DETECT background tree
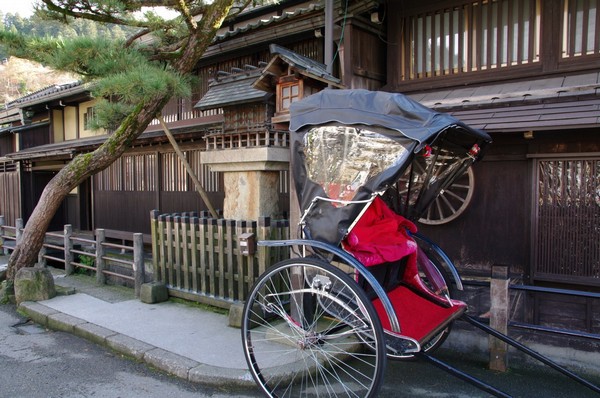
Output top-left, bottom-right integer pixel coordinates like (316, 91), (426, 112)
(0, 0), (257, 281)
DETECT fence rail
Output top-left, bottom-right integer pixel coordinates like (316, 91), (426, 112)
(481, 264), (600, 371)
(0, 215), (146, 297)
(151, 210), (290, 309)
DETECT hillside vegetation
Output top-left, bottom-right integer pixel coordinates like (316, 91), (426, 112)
(0, 10), (135, 105)
(0, 57), (78, 105)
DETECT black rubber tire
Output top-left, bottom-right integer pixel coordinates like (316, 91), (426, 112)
(242, 257), (387, 398)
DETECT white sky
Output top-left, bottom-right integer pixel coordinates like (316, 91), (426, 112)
(0, 0), (36, 18)
(0, 0), (178, 20)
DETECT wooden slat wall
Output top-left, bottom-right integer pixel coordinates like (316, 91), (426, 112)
(0, 167), (20, 226)
(93, 148), (228, 234)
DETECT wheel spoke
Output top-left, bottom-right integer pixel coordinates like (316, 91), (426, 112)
(242, 259), (386, 397)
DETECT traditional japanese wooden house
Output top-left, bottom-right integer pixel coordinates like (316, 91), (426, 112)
(0, 0), (597, 354)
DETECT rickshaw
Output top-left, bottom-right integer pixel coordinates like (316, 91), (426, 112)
(240, 89), (600, 398)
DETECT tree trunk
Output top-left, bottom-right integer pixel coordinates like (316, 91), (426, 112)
(6, 0), (236, 280)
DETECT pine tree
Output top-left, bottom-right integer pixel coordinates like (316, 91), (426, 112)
(0, 0), (257, 280)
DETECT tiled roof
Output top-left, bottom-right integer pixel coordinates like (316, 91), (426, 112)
(409, 72), (600, 132)
(194, 68), (272, 110)
(268, 43), (341, 85)
(214, 3), (322, 42)
(7, 81), (85, 108)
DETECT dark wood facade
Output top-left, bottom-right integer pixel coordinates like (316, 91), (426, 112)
(386, 0), (600, 91)
(1, 0), (597, 338)
(384, 0), (600, 290)
(92, 145), (225, 234)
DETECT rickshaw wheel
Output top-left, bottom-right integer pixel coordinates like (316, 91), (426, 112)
(242, 257), (387, 398)
(419, 166), (475, 225)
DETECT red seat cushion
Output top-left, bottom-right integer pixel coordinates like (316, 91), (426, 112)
(372, 285), (467, 344)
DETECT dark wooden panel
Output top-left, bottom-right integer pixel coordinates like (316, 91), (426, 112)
(0, 134), (14, 156)
(93, 191), (156, 234)
(346, 22), (386, 90)
(419, 152), (530, 276)
(159, 191), (224, 217)
(535, 293), (595, 333)
(18, 124), (52, 150)
(22, 171), (67, 231)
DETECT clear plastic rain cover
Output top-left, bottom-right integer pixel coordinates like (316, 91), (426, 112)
(303, 125), (412, 205)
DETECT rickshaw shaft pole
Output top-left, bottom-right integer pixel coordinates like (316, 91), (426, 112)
(463, 315), (600, 394)
(416, 352), (511, 398)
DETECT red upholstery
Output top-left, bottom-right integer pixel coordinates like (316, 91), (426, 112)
(372, 286), (466, 343)
(344, 196), (467, 344)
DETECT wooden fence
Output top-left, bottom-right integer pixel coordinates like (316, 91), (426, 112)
(0, 216), (146, 297)
(150, 210), (290, 309)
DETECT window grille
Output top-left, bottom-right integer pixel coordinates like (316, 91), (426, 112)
(562, 0), (599, 58)
(161, 150), (220, 193)
(404, 0), (540, 79)
(95, 153), (156, 191)
(83, 107), (96, 131)
(533, 157), (600, 286)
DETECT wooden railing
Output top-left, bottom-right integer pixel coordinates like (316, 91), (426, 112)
(0, 216), (147, 297)
(150, 210), (290, 309)
(205, 128), (289, 150)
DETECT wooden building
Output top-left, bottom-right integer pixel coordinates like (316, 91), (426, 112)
(0, 0), (597, 343)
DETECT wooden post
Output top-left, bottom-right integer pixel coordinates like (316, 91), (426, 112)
(190, 217), (200, 293)
(15, 218), (23, 245)
(173, 216), (182, 289)
(64, 224), (73, 275)
(258, 217), (270, 277)
(181, 216), (190, 291)
(158, 215), (167, 283)
(37, 246), (47, 268)
(96, 229), (106, 285)
(150, 210), (159, 283)
(225, 219), (235, 300)
(0, 215), (5, 254)
(490, 264), (510, 372)
(133, 233), (144, 298)
(166, 215), (174, 287)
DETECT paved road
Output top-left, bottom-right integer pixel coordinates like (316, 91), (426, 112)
(0, 303), (258, 398)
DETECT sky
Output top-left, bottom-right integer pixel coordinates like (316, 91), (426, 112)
(0, 0), (36, 18)
(0, 0), (178, 20)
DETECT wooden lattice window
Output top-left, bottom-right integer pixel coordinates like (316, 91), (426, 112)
(533, 157), (600, 286)
(161, 150), (219, 193)
(561, 0), (600, 58)
(95, 153), (156, 192)
(404, 0), (541, 79)
(83, 106), (96, 131)
(276, 77), (302, 115)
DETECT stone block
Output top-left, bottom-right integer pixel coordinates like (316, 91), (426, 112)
(228, 302), (245, 328)
(140, 281), (169, 304)
(17, 301), (58, 326)
(106, 334), (154, 360)
(143, 348), (200, 379)
(228, 302), (261, 329)
(14, 267), (56, 305)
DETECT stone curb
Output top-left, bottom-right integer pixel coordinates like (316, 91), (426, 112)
(17, 301), (256, 388)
